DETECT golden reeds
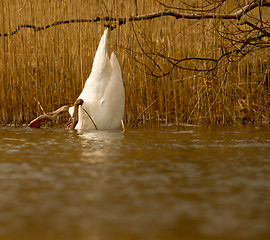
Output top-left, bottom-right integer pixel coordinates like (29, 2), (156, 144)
(0, 0), (269, 127)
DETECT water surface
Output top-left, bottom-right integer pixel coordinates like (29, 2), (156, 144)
(0, 126), (270, 240)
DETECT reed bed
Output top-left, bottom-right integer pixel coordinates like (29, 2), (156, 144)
(0, 0), (269, 127)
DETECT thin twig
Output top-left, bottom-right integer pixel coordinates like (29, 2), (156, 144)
(132, 99), (157, 128)
(83, 108), (98, 130)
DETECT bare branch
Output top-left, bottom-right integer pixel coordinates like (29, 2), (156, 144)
(155, 0), (226, 12)
(1, 0), (270, 37)
(240, 20), (270, 37)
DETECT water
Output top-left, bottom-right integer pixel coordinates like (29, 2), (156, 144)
(0, 126), (270, 240)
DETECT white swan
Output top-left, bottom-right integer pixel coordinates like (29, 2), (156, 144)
(68, 29), (125, 130)
(28, 29), (124, 130)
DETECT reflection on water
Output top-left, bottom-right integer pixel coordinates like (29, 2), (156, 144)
(78, 130), (124, 163)
(0, 126), (270, 240)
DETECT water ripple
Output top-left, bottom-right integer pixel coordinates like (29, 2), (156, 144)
(0, 126), (269, 239)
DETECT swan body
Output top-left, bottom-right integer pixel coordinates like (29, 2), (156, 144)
(69, 29), (125, 130)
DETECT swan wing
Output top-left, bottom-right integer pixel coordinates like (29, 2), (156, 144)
(99, 52), (125, 128)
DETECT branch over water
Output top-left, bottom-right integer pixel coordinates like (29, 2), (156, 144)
(1, 0), (270, 37)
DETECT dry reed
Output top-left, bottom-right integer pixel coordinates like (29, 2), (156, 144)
(0, 0), (269, 127)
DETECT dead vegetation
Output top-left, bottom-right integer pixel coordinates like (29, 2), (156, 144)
(0, 0), (269, 127)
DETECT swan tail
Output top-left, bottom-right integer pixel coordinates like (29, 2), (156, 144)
(91, 28), (109, 75)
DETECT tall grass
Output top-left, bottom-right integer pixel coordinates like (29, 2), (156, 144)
(0, 0), (269, 127)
